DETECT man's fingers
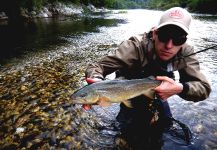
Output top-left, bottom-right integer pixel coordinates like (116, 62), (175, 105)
(156, 76), (175, 85)
(86, 78), (96, 84)
(86, 78), (102, 84)
(82, 104), (92, 110)
(156, 76), (170, 81)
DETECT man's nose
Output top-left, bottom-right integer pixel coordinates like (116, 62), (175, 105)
(165, 39), (174, 49)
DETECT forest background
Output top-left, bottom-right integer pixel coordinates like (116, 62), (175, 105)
(17, 0), (217, 14)
(0, 0), (216, 24)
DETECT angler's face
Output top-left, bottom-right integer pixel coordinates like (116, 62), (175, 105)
(153, 25), (187, 61)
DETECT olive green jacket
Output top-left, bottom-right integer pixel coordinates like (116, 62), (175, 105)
(85, 32), (211, 102)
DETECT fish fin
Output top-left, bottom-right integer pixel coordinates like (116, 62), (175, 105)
(143, 89), (156, 100)
(98, 96), (112, 107)
(147, 75), (155, 80)
(122, 100), (133, 108)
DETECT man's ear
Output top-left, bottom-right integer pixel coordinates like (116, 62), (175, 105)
(152, 27), (158, 41)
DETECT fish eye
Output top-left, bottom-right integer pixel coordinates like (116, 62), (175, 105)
(80, 93), (87, 98)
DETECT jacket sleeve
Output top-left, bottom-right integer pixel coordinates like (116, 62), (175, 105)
(85, 36), (142, 79)
(178, 45), (211, 102)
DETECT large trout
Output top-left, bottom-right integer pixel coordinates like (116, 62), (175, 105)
(71, 77), (161, 108)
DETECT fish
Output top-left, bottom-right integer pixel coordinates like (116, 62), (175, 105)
(71, 77), (161, 108)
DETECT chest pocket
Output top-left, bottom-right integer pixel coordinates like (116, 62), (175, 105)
(141, 60), (175, 79)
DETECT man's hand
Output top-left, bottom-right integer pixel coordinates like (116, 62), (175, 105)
(154, 76), (183, 100)
(82, 77), (103, 110)
(86, 78), (103, 84)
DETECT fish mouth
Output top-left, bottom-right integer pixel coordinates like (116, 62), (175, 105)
(72, 99), (96, 105)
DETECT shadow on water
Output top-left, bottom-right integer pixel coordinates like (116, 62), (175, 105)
(0, 15), (125, 65)
(192, 13), (217, 22)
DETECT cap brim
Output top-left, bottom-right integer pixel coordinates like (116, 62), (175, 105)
(157, 22), (189, 34)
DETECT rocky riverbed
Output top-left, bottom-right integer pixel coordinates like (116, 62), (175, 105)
(0, 39), (119, 149)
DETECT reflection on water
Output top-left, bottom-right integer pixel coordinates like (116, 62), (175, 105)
(0, 9), (217, 149)
(0, 15), (125, 64)
(193, 14), (217, 21)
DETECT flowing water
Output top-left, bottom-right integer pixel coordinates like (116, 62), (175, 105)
(0, 9), (217, 149)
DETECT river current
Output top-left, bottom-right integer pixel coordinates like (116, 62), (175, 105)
(0, 9), (217, 149)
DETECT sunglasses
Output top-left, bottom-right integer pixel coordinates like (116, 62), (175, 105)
(157, 30), (187, 46)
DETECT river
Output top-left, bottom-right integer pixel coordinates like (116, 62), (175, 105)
(0, 9), (217, 150)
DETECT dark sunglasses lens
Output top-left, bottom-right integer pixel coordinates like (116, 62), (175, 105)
(173, 37), (187, 45)
(157, 30), (187, 46)
(158, 32), (169, 43)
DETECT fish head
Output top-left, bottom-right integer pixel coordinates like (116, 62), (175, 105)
(71, 89), (99, 105)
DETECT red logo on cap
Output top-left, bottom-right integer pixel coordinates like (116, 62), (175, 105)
(169, 10), (183, 19)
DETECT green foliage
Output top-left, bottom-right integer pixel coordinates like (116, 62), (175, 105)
(19, 0), (48, 11)
(103, 0), (146, 9)
(188, 0), (217, 13)
(148, 0), (179, 10)
(178, 0), (188, 7)
(13, 0), (217, 14)
(147, 0), (217, 13)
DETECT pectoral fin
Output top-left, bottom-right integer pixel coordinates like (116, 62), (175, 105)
(122, 100), (133, 108)
(98, 96), (112, 107)
(143, 90), (156, 100)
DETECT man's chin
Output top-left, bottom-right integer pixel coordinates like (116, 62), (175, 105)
(159, 56), (171, 61)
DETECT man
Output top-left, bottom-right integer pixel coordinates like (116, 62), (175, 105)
(85, 7), (211, 149)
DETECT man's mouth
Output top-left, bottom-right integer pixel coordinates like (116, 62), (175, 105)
(161, 50), (172, 56)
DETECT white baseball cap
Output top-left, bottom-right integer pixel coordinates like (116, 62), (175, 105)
(157, 7), (192, 34)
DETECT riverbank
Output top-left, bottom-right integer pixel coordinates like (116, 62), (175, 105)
(0, 2), (110, 22)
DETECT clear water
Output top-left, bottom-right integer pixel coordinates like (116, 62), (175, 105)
(0, 9), (217, 149)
